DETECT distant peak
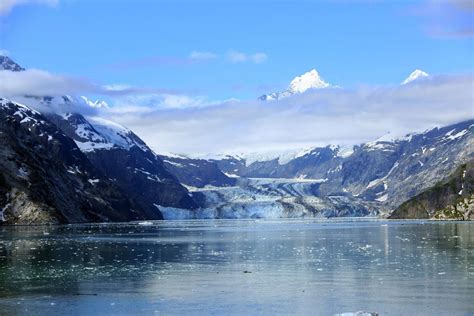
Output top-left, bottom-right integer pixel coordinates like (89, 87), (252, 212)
(259, 68), (332, 101)
(0, 55), (25, 72)
(288, 69), (330, 93)
(401, 69), (429, 85)
(80, 96), (109, 108)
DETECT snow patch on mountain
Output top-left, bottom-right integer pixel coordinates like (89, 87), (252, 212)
(84, 116), (149, 152)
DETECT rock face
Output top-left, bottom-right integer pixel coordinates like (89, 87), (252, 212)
(0, 55), (24, 71)
(389, 161), (474, 220)
(45, 112), (198, 214)
(0, 98), (158, 224)
(159, 155), (236, 188)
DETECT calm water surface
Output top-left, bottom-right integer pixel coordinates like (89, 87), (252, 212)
(0, 219), (473, 315)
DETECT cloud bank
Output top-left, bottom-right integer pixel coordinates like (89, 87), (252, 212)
(3, 67), (471, 157)
(101, 74), (473, 156)
(0, 69), (181, 97)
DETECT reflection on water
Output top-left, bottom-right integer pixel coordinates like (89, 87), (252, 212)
(0, 219), (473, 315)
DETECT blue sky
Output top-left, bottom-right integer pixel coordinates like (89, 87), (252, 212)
(1, 0), (473, 100)
(0, 0), (472, 155)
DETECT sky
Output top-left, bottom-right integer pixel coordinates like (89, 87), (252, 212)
(0, 0), (473, 155)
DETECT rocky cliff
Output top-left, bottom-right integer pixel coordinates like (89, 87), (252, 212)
(389, 161), (473, 220)
(0, 98), (159, 224)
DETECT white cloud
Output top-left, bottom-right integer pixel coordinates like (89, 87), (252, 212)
(227, 50), (268, 64)
(0, 69), (180, 97)
(188, 51), (218, 61)
(102, 74), (473, 156)
(0, 49), (10, 56)
(0, 0), (58, 16)
(250, 52), (268, 64)
(110, 93), (212, 110)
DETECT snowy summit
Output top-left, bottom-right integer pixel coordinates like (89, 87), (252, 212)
(288, 69), (330, 93)
(401, 69), (429, 85)
(259, 69), (332, 101)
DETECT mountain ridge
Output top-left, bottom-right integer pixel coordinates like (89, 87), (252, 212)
(0, 56), (472, 222)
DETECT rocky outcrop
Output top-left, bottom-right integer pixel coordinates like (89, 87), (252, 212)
(389, 161), (473, 220)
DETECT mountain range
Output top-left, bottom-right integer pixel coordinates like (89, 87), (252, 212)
(0, 55), (472, 223)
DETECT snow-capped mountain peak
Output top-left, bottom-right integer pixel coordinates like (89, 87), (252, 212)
(54, 113), (150, 153)
(259, 68), (332, 101)
(80, 96), (109, 108)
(288, 69), (330, 94)
(0, 55), (25, 72)
(401, 69), (429, 85)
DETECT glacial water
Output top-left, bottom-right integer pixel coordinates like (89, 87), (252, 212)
(0, 219), (473, 315)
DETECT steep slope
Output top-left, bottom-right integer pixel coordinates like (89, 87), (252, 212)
(0, 98), (158, 224)
(389, 161), (473, 220)
(159, 155), (236, 188)
(45, 112), (198, 213)
(0, 55), (24, 71)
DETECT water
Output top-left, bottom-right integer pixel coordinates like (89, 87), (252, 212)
(0, 219), (473, 315)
